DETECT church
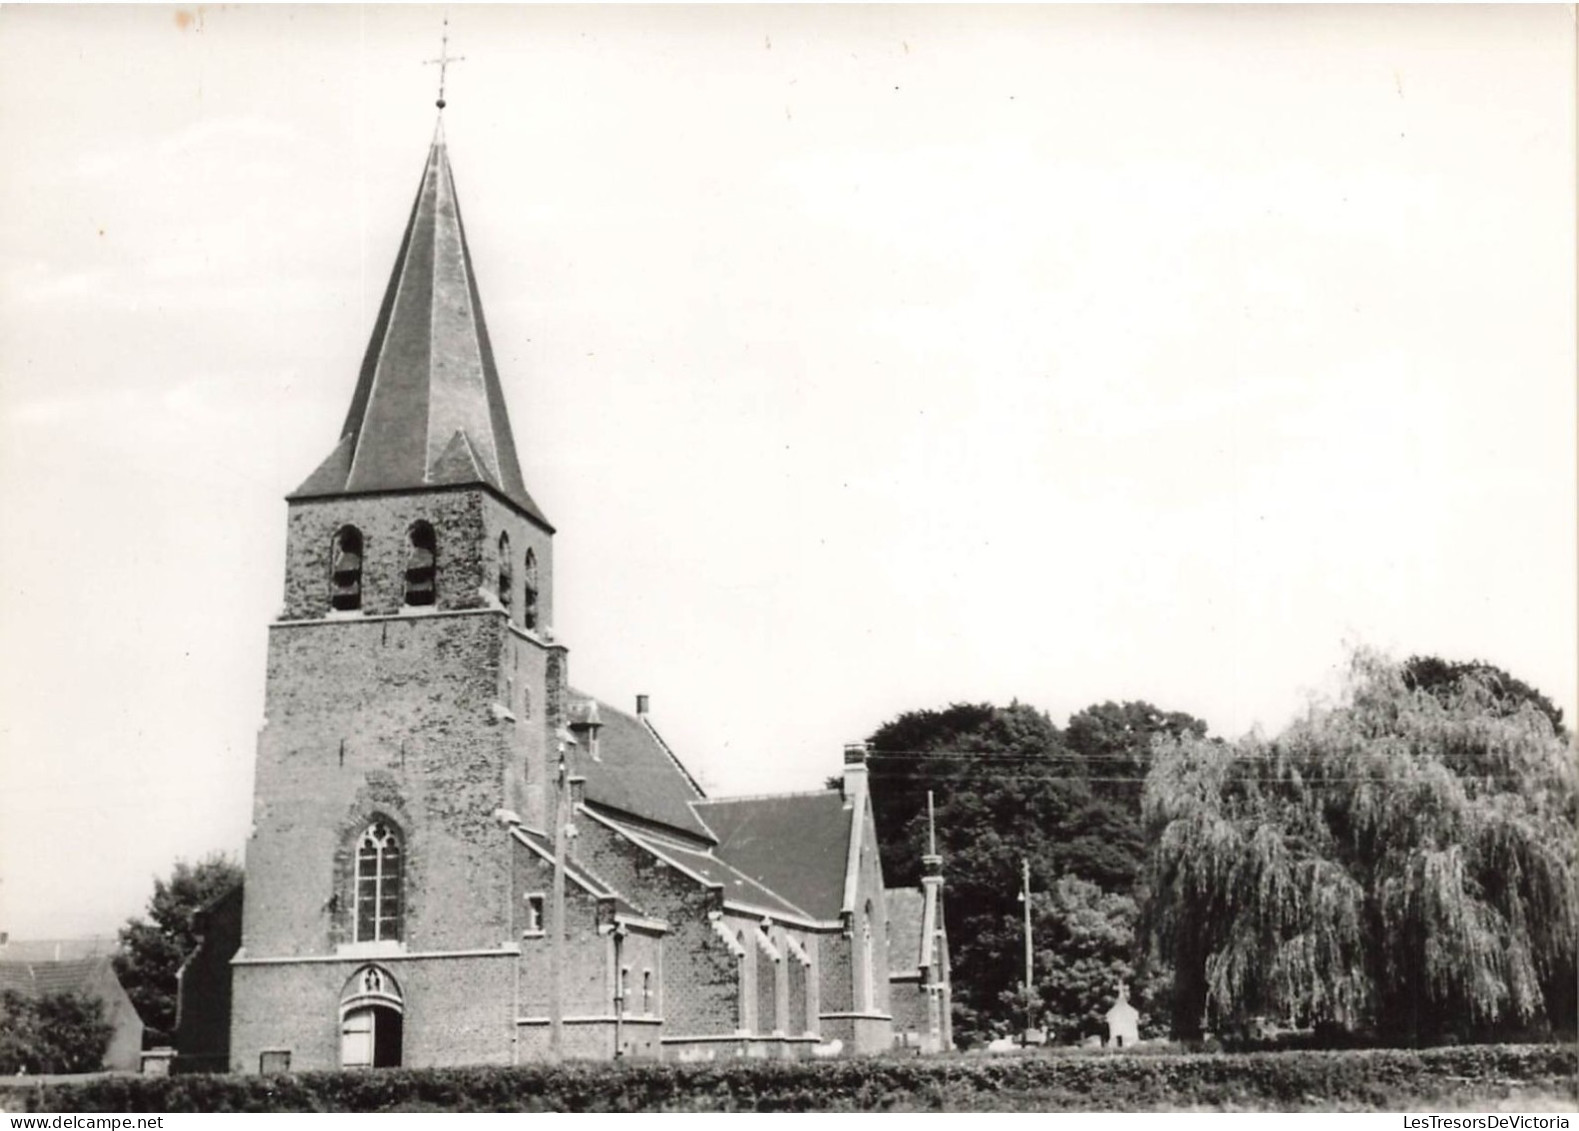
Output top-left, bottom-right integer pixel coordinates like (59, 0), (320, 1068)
(178, 112), (951, 1071)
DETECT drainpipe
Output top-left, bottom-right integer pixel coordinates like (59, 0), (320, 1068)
(613, 925), (628, 1058)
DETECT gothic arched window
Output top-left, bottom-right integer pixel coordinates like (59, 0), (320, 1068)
(497, 533), (513, 612)
(404, 522), (437, 607)
(862, 901), (875, 1011)
(330, 526), (364, 612)
(354, 821), (403, 943)
(522, 549), (539, 630)
(736, 931), (749, 1032)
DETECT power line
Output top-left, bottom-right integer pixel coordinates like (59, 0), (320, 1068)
(863, 748), (1571, 761)
(867, 776), (1570, 784)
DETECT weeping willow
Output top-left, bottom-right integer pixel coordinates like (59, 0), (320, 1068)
(1143, 649), (1578, 1040)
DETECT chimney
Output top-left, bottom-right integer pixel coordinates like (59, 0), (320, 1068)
(841, 742), (869, 806)
(636, 694), (649, 717)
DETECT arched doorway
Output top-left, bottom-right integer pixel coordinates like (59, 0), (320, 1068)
(340, 965), (403, 1068)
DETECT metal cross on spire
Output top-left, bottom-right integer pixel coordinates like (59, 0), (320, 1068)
(424, 17), (466, 111)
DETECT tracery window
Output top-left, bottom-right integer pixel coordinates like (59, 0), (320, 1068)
(354, 821), (403, 943)
(404, 521), (437, 607)
(330, 526), (364, 611)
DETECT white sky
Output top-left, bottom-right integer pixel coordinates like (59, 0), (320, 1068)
(0, 5), (1574, 939)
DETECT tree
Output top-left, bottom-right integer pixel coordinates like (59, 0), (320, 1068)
(115, 854), (243, 1042)
(1403, 655), (1567, 739)
(1025, 875), (1140, 1042)
(861, 699), (1208, 1043)
(1065, 700), (1210, 806)
(862, 702), (1094, 1041)
(1144, 649), (1578, 1042)
(0, 989), (113, 1074)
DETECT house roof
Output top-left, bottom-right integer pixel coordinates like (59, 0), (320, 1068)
(291, 121), (549, 528)
(886, 887), (926, 979)
(693, 790), (853, 921)
(0, 956), (116, 1000)
(573, 692), (715, 844)
(0, 937), (118, 963)
(599, 816), (818, 924)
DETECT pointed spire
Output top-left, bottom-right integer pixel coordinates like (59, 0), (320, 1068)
(292, 132), (551, 529)
(922, 788), (943, 879)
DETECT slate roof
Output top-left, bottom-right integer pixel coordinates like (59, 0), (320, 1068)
(693, 791), (853, 921)
(604, 820), (818, 924)
(0, 956), (116, 1000)
(572, 692), (715, 845)
(886, 887), (926, 979)
(291, 121), (550, 528)
(0, 938), (118, 963)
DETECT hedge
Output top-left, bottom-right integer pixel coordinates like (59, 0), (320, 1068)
(8, 1043), (1575, 1113)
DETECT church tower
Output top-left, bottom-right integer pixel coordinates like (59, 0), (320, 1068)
(230, 121), (566, 1071)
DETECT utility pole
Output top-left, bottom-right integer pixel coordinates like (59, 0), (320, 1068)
(1020, 857), (1034, 1045)
(548, 729), (573, 1063)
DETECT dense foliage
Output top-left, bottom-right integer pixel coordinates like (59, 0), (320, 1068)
(12, 1043), (1572, 1112)
(1029, 876), (1141, 1040)
(864, 700), (1207, 1043)
(1403, 655), (1567, 739)
(115, 855), (243, 1042)
(1145, 650), (1578, 1042)
(0, 990), (113, 1075)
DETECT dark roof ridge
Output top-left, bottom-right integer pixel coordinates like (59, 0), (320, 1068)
(696, 789), (842, 806)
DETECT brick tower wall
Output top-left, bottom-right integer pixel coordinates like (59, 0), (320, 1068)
(242, 608), (524, 958)
(230, 954), (517, 1073)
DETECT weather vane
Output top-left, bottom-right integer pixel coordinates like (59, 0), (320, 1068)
(424, 17), (465, 111)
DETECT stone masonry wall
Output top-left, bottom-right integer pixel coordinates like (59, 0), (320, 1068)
(819, 930), (853, 1015)
(244, 611), (521, 957)
(890, 979), (929, 1046)
(572, 817), (741, 1041)
(230, 954), (515, 1073)
(511, 843), (610, 1019)
(281, 490), (552, 628)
